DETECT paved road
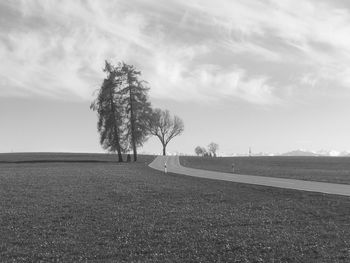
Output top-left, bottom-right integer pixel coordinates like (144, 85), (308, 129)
(149, 155), (350, 197)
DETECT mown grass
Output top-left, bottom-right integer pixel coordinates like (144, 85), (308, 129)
(1, 153), (350, 262)
(180, 156), (350, 185)
(0, 152), (128, 163)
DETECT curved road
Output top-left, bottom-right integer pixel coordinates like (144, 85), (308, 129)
(149, 156), (350, 197)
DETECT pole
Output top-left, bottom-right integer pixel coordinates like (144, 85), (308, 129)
(232, 163), (235, 173)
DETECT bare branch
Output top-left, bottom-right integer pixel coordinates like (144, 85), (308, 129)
(146, 108), (184, 155)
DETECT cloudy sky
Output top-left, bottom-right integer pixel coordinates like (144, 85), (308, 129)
(1, 0), (350, 155)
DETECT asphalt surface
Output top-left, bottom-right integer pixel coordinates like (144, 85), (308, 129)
(149, 155), (350, 197)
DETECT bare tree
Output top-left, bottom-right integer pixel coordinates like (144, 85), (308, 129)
(208, 142), (219, 157)
(147, 109), (184, 156)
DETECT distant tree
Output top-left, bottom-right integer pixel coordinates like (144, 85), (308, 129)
(195, 146), (208, 156)
(119, 62), (152, 161)
(147, 109), (184, 156)
(90, 61), (124, 162)
(208, 142), (219, 157)
(202, 148), (208, 156)
(195, 146), (204, 156)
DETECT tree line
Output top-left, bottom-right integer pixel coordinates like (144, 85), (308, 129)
(91, 61), (184, 162)
(195, 142), (219, 157)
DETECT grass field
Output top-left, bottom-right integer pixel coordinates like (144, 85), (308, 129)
(180, 156), (350, 185)
(0, 152), (129, 163)
(1, 153), (350, 262)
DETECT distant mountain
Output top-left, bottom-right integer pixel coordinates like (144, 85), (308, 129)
(340, 151), (350, 157)
(281, 150), (319, 157)
(281, 149), (350, 157)
(219, 150), (350, 157)
(316, 150), (341, 157)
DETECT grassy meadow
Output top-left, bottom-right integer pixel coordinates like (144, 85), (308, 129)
(180, 156), (350, 185)
(1, 153), (350, 262)
(0, 152), (132, 163)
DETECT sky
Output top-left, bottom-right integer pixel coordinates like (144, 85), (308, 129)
(1, 0), (350, 155)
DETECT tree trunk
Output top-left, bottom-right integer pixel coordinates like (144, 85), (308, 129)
(133, 145), (137, 161)
(109, 87), (123, 163)
(117, 151), (123, 162)
(162, 145), (166, 156)
(128, 78), (137, 162)
(114, 128), (123, 162)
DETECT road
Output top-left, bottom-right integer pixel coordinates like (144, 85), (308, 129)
(149, 155), (350, 197)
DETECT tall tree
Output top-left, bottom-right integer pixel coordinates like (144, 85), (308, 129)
(119, 62), (152, 161)
(147, 109), (184, 156)
(90, 61), (124, 162)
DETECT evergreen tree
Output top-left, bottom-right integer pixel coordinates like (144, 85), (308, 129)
(119, 62), (152, 161)
(90, 61), (124, 162)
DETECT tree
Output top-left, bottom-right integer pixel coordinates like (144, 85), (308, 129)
(91, 61), (153, 162)
(147, 109), (184, 156)
(195, 146), (207, 156)
(90, 61), (124, 162)
(195, 146), (204, 156)
(208, 142), (219, 157)
(119, 62), (152, 161)
(202, 148), (208, 156)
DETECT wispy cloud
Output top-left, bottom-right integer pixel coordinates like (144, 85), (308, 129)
(1, 0), (350, 104)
